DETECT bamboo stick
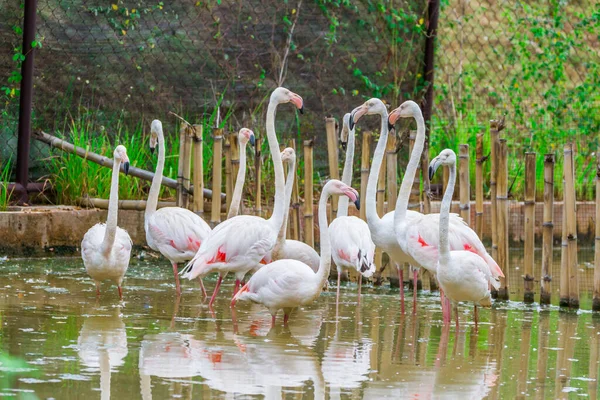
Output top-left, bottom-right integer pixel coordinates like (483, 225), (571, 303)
(475, 133), (484, 237)
(211, 130), (223, 227)
(303, 139), (314, 248)
(540, 153), (554, 305)
(255, 136), (262, 218)
(224, 135), (232, 213)
(176, 125), (187, 207)
(560, 186), (569, 307)
(78, 197), (222, 212)
(289, 139), (300, 241)
(408, 130), (420, 212)
(564, 143), (579, 308)
(326, 117), (340, 220)
(421, 136), (431, 215)
(459, 144), (471, 226)
(182, 126), (193, 209)
(496, 138), (509, 300)
(386, 133), (397, 213)
(524, 152), (536, 303)
(192, 125), (204, 215)
(360, 132), (371, 221)
(33, 130), (221, 199)
(490, 120), (503, 274)
(594, 153), (600, 311)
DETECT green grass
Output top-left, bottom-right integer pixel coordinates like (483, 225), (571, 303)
(0, 157), (13, 211)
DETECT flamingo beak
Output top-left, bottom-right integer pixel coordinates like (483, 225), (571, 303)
(291, 93), (304, 114)
(388, 108), (400, 131)
(354, 197), (361, 211)
(343, 188), (360, 210)
(150, 146), (155, 155)
(123, 161), (130, 175)
(429, 158), (441, 181)
(349, 104), (368, 130)
(249, 134), (255, 147)
(341, 141), (347, 151)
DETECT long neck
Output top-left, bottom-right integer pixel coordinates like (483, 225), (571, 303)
(266, 100), (286, 230)
(337, 127), (355, 217)
(227, 141), (248, 219)
(315, 188), (332, 289)
(101, 157), (121, 255)
(366, 111), (388, 229)
(145, 133), (165, 223)
(277, 157), (296, 245)
(439, 163), (456, 262)
(394, 111), (426, 227)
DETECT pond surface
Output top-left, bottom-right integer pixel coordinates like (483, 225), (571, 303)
(0, 255), (599, 399)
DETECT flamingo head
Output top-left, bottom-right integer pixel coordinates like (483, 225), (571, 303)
(349, 98), (387, 130)
(271, 87), (304, 114)
(280, 147), (296, 165)
(114, 145), (130, 175)
(340, 113), (352, 151)
(429, 149), (457, 180)
(238, 128), (255, 147)
(150, 119), (163, 154)
(326, 179), (360, 210)
(388, 100), (420, 130)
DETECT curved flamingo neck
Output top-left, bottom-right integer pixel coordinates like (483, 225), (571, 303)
(145, 130), (165, 225)
(394, 110), (425, 228)
(337, 126), (355, 217)
(365, 110), (389, 230)
(276, 156), (296, 250)
(227, 140), (248, 219)
(315, 185), (333, 288)
(266, 99), (286, 231)
(101, 156), (122, 255)
(439, 163), (456, 263)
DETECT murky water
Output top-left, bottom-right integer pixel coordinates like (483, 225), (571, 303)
(1, 255), (599, 399)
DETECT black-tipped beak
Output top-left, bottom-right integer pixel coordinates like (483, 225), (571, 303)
(150, 147), (155, 155)
(349, 114), (355, 131)
(299, 105), (304, 115)
(341, 141), (347, 151)
(249, 135), (255, 146)
(428, 165), (434, 181)
(124, 162), (130, 176)
(388, 121), (395, 132)
(354, 197), (360, 210)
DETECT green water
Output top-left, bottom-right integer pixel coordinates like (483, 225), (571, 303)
(0, 256), (599, 399)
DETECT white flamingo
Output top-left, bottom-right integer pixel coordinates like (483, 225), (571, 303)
(145, 120), (211, 296)
(271, 147), (320, 272)
(329, 113), (375, 305)
(227, 128), (255, 218)
(231, 179), (360, 327)
(387, 101), (502, 319)
(81, 145), (132, 300)
(429, 149), (499, 328)
(182, 87), (304, 307)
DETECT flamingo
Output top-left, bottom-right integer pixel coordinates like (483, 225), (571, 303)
(81, 145), (132, 300)
(387, 101), (502, 320)
(271, 147), (320, 272)
(428, 149), (500, 329)
(231, 179), (361, 327)
(329, 113), (375, 306)
(181, 87), (304, 307)
(348, 98), (419, 312)
(227, 128), (255, 218)
(144, 120), (212, 296)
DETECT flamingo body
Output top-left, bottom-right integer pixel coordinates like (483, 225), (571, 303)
(329, 216), (375, 277)
(273, 239), (320, 272)
(82, 224), (132, 287)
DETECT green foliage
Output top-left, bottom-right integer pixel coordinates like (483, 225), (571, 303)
(87, 1), (164, 39)
(0, 158), (13, 211)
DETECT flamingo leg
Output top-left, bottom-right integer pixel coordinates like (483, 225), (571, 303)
(454, 304), (459, 331)
(198, 278), (207, 298)
(413, 267), (418, 315)
(440, 287), (446, 322)
(398, 266), (405, 314)
(336, 269), (341, 307)
(233, 279), (241, 296)
(209, 274), (223, 307)
(271, 313), (277, 328)
(117, 286), (123, 301)
(474, 305), (479, 331)
(95, 282), (101, 297)
(284, 310), (291, 325)
(172, 262), (181, 295)
(358, 274), (362, 305)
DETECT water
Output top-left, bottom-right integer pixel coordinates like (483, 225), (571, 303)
(0, 256), (599, 399)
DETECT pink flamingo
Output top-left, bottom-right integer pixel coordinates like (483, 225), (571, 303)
(429, 149), (500, 328)
(388, 100), (503, 319)
(81, 145), (132, 300)
(145, 120), (211, 296)
(329, 113), (375, 305)
(227, 128), (255, 219)
(231, 179), (360, 327)
(271, 147), (320, 272)
(181, 87), (304, 307)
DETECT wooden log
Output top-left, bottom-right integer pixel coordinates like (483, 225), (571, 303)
(408, 130), (420, 212)
(182, 126), (193, 209)
(303, 139), (314, 248)
(386, 133), (397, 213)
(496, 138), (509, 300)
(78, 196), (222, 213)
(523, 152), (536, 303)
(255, 136), (263, 218)
(540, 153), (554, 305)
(475, 133), (484, 237)
(289, 139), (300, 241)
(459, 144), (471, 226)
(176, 125), (187, 207)
(224, 135), (232, 213)
(360, 132), (371, 221)
(326, 117), (340, 220)
(564, 143), (579, 308)
(594, 153), (600, 311)
(211, 130), (224, 227)
(33, 130), (221, 199)
(191, 124), (204, 215)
